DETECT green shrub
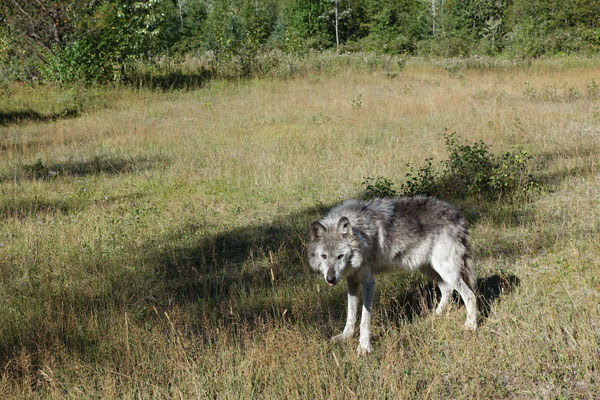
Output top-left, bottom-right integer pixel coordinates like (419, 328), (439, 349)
(363, 133), (538, 201)
(362, 176), (397, 199)
(399, 158), (439, 197)
(443, 132), (496, 196)
(489, 148), (537, 197)
(41, 41), (112, 83)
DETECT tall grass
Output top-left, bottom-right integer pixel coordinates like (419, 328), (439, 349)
(0, 57), (599, 398)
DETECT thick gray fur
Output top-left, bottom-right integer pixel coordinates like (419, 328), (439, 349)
(307, 196), (477, 355)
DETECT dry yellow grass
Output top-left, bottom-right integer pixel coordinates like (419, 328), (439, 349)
(0, 56), (599, 398)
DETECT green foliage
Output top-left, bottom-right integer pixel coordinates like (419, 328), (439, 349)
(283, 0), (334, 49)
(399, 158), (439, 197)
(39, 0), (169, 83)
(3, 0), (600, 84)
(355, 0), (428, 54)
(197, 0), (280, 78)
(443, 132), (496, 196)
(365, 133), (538, 200)
(41, 41), (111, 83)
(504, 0), (600, 56)
(362, 176), (397, 199)
(490, 148), (538, 197)
(0, 27), (22, 82)
(0, 27), (9, 67)
(178, 1), (210, 52)
(351, 93), (362, 110)
(441, 132), (538, 199)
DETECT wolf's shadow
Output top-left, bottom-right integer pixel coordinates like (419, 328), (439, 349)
(386, 273), (520, 325)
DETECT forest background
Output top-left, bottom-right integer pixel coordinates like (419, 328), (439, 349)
(2, 0), (600, 84)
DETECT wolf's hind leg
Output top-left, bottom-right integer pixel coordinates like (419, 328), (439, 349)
(431, 258), (477, 331)
(332, 278), (360, 342)
(435, 281), (453, 315)
(421, 265), (452, 315)
(454, 278), (477, 330)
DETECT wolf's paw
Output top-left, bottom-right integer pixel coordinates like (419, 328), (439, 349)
(356, 342), (372, 356)
(331, 332), (352, 342)
(434, 304), (449, 316)
(463, 320), (477, 331)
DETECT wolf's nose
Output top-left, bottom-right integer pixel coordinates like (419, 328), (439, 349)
(326, 276), (336, 285)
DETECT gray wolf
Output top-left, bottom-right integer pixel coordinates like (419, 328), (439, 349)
(307, 196), (477, 355)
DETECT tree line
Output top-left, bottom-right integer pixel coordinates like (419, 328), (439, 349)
(1, 0), (599, 83)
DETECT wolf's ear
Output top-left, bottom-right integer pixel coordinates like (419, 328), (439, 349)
(337, 216), (352, 238)
(310, 221), (326, 240)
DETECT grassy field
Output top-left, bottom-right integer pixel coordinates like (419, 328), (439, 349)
(1, 56), (599, 398)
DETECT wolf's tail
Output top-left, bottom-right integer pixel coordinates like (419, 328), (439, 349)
(460, 232), (476, 291)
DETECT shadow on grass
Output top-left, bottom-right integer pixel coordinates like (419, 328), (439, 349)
(0, 192), (143, 220)
(0, 154), (168, 183)
(0, 202), (332, 367)
(124, 68), (213, 91)
(0, 198), (82, 219)
(147, 203), (335, 326)
(0, 134), (77, 155)
(477, 274), (521, 319)
(532, 144), (599, 187)
(375, 273), (520, 329)
(0, 109), (80, 127)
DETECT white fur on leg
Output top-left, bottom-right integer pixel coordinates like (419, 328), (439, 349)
(435, 281), (453, 315)
(463, 320), (477, 331)
(457, 280), (477, 331)
(430, 253), (478, 331)
(357, 339), (372, 355)
(357, 276), (374, 355)
(332, 279), (360, 342)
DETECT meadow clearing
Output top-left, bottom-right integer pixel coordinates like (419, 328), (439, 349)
(0, 56), (599, 398)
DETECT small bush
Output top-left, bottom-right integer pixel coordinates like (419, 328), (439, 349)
(490, 149), (537, 197)
(362, 176), (397, 199)
(363, 133), (537, 201)
(40, 42), (111, 83)
(399, 158), (439, 197)
(443, 132), (496, 197)
(351, 94), (363, 110)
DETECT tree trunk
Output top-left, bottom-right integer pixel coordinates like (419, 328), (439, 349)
(177, 0), (183, 29)
(335, 0), (339, 49)
(432, 0), (436, 36)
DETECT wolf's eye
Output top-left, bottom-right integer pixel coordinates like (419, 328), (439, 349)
(321, 254), (327, 259)
(337, 254), (344, 260)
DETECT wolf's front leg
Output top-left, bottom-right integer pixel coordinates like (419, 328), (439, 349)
(357, 275), (375, 355)
(332, 278), (360, 342)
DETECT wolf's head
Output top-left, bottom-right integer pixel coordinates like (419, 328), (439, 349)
(307, 216), (362, 286)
